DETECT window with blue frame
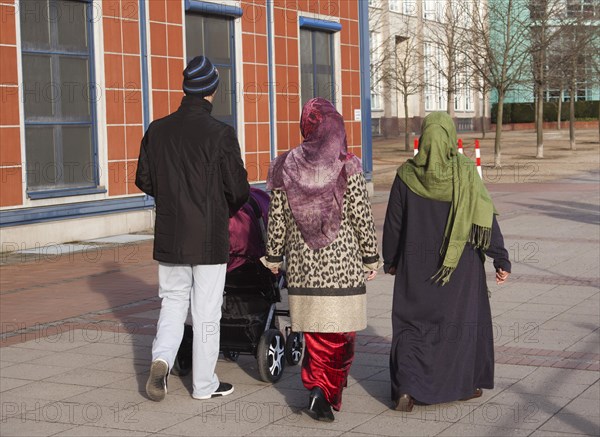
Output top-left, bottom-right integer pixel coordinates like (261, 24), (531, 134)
(185, 13), (236, 127)
(300, 28), (335, 105)
(20, 0), (98, 195)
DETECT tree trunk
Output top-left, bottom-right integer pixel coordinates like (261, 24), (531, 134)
(404, 94), (410, 152)
(557, 89), (563, 130)
(569, 85), (576, 150)
(447, 91), (455, 117)
(481, 90), (486, 139)
(534, 89), (538, 126)
(536, 83), (544, 158)
(447, 62), (454, 117)
(494, 92), (505, 168)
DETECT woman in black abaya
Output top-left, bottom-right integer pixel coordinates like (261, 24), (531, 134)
(383, 112), (511, 412)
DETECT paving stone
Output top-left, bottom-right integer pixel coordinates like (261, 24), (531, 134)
(351, 414), (450, 436)
(53, 425), (148, 436)
(0, 418), (74, 436)
(0, 363), (69, 381)
(45, 368), (131, 388)
(160, 401), (295, 436)
(248, 423), (342, 436)
(0, 347), (54, 363)
(3, 381), (93, 402)
(539, 413), (600, 436)
(436, 423), (531, 436)
(0, 377), (32, 392)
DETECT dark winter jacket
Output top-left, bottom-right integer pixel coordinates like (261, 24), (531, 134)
(135, 95), (249, 265)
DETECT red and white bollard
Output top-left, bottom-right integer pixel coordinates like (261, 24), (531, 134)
(413, 138), (419, 156)
(457, 138), (464, 154)
(475, 139), (482, 178)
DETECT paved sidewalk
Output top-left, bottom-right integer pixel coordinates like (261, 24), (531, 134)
(1, 171), (599, 436)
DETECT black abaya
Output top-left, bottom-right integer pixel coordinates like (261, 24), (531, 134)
(383, 176), (511, 404)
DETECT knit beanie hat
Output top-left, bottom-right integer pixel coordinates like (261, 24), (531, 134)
(182, 56), (220, 97)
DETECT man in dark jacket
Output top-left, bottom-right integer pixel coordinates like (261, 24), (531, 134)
(136, 56), (249, 402)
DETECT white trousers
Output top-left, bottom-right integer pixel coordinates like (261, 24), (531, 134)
(152, 262), (226, 398)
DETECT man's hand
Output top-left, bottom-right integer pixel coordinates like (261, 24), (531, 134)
(388, 266), (397, 276)
(269, 267), (279, 275)
(496, 269), (510, 285)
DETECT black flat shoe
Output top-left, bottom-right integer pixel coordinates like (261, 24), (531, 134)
(307, 387), (335, 422)
(460, 388), (483, 401)
(394, 394), (414, 412)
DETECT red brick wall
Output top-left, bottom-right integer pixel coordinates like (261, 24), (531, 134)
(103, 0), (146, 197)
(0, 0), (365, 206)
(242, 1), (271, 181)
(338, 0), (362, 160)
(271, 0), (363, 169)
(0, 0), (23, 207)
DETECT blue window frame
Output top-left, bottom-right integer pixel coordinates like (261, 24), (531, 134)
(19, 0), (100, 198)
(299, 20), (338, 105)
(185, 9), (237, 128)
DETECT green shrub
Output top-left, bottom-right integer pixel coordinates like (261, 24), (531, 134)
(491, 102), (512, 124)
(510, 103), (535, 123)
(492, 100), (599, 123)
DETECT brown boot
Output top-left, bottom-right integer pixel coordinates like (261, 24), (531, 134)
(460, 388), (483, 401)
(394, 394), (414, 412)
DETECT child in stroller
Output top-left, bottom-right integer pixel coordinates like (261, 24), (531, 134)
(172, 188), (303, 383)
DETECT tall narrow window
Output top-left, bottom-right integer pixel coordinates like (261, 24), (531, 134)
(300, 29), (334, 105)
(423, 0), (442, 21)
(424, 43), (434, 111)
(20, 0), (97, 193)
(403, 1), (417, 15)
(185, 13), (236, 127)
(464, 66), (473, 111)
(370, 31), (382, 110)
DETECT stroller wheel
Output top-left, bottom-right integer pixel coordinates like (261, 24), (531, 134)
(257, 329), (285, 383)
(223, 349), (239, 362)
(285, 332), (304, 366)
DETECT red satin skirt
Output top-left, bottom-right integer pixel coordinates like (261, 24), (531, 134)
(301, 332), (356, 411)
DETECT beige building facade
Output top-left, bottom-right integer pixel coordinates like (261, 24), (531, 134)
(369, 0), (489, 138)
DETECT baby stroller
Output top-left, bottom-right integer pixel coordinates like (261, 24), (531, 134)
(172, 188), (303, 383)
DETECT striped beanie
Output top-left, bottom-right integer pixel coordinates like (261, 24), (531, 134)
(182, 56), (219, 97)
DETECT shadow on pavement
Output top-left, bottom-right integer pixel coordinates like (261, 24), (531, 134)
(86, 261), (156, 398)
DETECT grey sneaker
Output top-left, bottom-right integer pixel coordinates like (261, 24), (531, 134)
(146, 359), (168, 401)
(192, 382), (234, 400)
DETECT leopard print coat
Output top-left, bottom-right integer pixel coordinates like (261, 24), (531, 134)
(265, 173), (380, 332)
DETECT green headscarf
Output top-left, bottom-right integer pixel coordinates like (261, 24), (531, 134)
(397, 112), (496, 285)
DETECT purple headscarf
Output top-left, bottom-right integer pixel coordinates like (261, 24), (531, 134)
(267, 98), (362, 250)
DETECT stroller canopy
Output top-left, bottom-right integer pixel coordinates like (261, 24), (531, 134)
(228, 187), (270, 272)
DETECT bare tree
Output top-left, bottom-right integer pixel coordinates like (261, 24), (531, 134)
(369, 0), (393, 137)
(528, 0), (565, 158)
(546, 33), (568, 130)
(461, 2), (499, 140)
(557, 4), (599, 149)
(464, 0), (532, 167)
(423, 1), (471, 117)
(467, 50), (493, 139)
(369, 2), (425, 150)
(382, 17), (425, 151)
(369, 1), (388, 89)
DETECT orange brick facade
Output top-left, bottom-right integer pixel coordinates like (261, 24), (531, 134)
(0, 1), (22, 207)
(0, 0), (367, 228)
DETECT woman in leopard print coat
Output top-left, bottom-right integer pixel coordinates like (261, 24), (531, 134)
(263, 98), (381, 422)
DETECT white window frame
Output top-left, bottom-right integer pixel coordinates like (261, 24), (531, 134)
(370, 31), (383, 110)
(403, 1), (416, 15)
